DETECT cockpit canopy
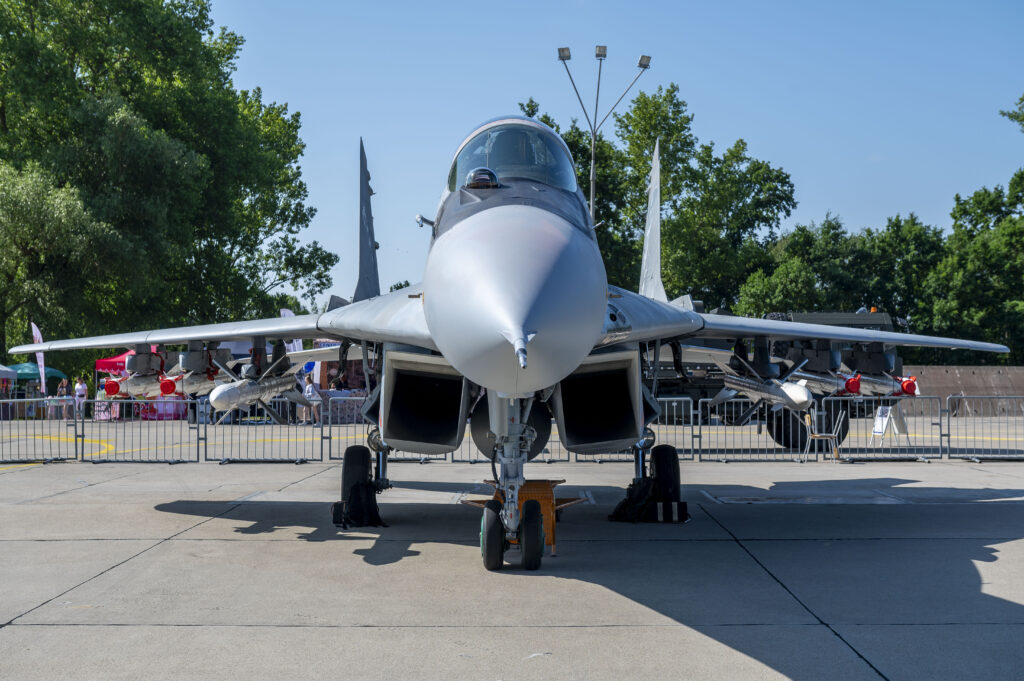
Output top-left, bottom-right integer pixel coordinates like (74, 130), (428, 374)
(448, 123), (578, 193)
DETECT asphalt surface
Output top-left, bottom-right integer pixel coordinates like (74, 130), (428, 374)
(2, 458), (1024, 680)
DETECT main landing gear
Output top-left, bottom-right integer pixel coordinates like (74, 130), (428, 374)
(332, 427), (391, 528)
(478, 396), (545, 571)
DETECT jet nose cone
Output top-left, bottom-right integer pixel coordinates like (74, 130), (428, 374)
(423, 205), (607, 395)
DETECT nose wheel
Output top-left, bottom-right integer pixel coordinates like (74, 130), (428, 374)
(519, 499), (544, 570)
(480, 499), (505, 570)
(479, 498), (545, 571)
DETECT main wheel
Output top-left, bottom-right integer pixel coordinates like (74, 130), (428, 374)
(481, 499), (504, 571)
(650, 444), (681, 502)
(520, 499), (544, 571)
(334, 445), (372, 525)
(340, 445), (372, 502)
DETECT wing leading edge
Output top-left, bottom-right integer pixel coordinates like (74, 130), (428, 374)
(10, 284), (434, 354)
(598, 287), (1009, 354)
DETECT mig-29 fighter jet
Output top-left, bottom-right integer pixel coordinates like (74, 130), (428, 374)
(13, 116), (1008, 571)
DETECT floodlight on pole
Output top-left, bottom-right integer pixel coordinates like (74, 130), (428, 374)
(556, 45), (651, 220)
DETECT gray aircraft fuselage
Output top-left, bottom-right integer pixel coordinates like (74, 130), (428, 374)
(422, 117), (609, 397)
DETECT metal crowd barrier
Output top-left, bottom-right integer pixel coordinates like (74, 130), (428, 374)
(0, 398), (77, 463)
(823, 395), (944, 460)
(78, 398), (200, 463)
(946, 395), (1024, 460)
(203, 398), (325, 463)
(695, 397), (813, 461)
(3, 393), (1024, 464)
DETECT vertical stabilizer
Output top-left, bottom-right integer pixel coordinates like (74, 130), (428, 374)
(353, 138), (381, 302)
(638, 139), (668, 302)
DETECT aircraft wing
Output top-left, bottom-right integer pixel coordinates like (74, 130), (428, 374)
(598, 287), (1010, 354)
(10, 284), (433, 354)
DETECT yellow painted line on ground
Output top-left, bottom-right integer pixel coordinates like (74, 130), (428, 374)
(0, 462), (41, 471)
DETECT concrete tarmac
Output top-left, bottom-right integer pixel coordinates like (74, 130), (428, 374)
(2, 458), (1024, 680)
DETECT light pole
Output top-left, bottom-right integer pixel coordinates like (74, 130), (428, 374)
(558, 46), (651, 221)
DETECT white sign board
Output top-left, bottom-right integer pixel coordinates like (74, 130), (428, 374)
(871, 406), (892, 436)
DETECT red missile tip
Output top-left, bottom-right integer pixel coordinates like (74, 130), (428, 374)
(901, 378), (917, 395)
(104, 380), (120, 397)
(844, 375), (861, 394)
(160, 378), (177, 395)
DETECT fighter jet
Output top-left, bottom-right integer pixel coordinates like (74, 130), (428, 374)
(13, 117), (1008, 571)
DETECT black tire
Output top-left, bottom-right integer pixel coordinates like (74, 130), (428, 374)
(481, 499), (504, 571)
(650, 444), (681, 502)
(766, 408), (808, 450)
(520, 499), (544, 571)
(340, 445), (372, 504)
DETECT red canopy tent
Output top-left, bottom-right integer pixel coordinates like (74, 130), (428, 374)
(95, 346), (161, 373)
(95, 350), (133, 373)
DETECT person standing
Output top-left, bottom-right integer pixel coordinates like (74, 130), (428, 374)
(74, 376), (88, 417)
(56, 378), (71, 419)
(303, 375), (321, 425)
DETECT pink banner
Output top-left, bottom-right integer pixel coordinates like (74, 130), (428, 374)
(30, 322), (45, 395)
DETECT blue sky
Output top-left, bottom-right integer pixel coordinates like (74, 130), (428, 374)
(209, 0), (1023, 306)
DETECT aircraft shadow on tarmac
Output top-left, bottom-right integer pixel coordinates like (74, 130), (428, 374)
(155, 476), (1024, 680)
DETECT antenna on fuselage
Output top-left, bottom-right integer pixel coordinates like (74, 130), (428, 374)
(353, 138), (381, 303)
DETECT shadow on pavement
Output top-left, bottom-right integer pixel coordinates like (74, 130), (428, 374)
(155, 474), (1024, 680)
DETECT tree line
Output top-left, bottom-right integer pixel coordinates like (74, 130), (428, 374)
(521, 89), (1024, 365)
(0, 0), (335, 378)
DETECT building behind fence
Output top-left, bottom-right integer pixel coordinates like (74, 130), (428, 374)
(1, 395), (1023, 464)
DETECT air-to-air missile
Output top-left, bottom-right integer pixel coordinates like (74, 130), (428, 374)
(104, 374), (166, 399)
(785, 370), (919, 398)
(719, 373), (814, 412)
(208, 374), (308, 414)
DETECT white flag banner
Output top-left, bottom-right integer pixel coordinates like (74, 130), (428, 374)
(279, 309), (304, 353)
(30, 322), (46, 395)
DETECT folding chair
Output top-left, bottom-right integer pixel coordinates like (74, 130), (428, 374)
(803, 408), (846, 462)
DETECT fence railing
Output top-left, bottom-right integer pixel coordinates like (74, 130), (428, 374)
(946, 395), (1024, 460)
(2, 394), (1024, 464)
(0, 398), (78, 463)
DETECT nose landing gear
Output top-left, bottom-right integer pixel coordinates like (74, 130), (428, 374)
(478, 395), (546, 571)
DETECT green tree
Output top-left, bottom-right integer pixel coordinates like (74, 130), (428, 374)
(521, 85), (795, 298)
(0, 0), (337, 366)
(665, 139), (796, 308)
(1000, 93), (1024, 134)
(735, 214), (861, 316)
(0, 162), (114, 362)
(918, 169), (1024, 363)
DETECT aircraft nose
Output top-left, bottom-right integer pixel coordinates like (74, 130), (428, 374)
(422, 204), (607, 395)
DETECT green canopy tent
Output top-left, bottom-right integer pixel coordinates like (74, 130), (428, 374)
(8, 363), (67, 380)
(7, 363), (68, 397)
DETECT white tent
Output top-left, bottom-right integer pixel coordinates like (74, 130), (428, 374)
(0, 364), (16, 380)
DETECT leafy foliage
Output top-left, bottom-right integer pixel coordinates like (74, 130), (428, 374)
(0, 0), (337, 377)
